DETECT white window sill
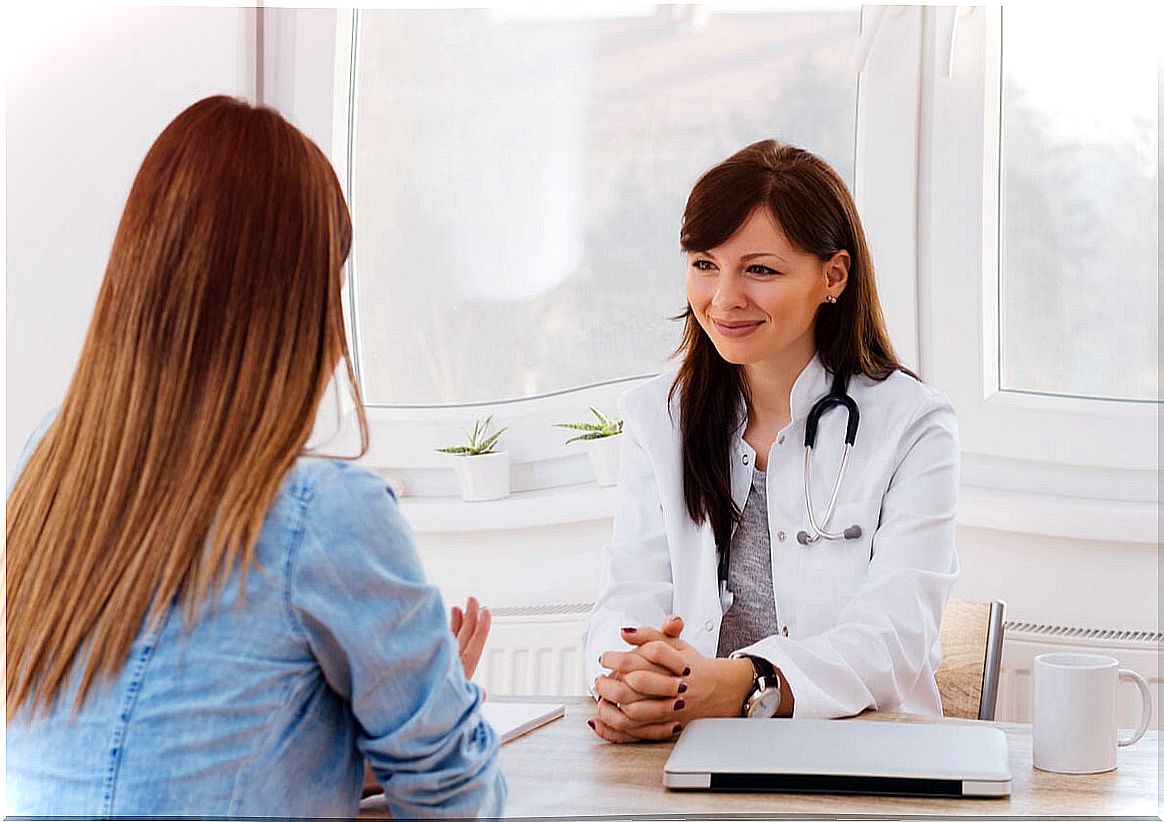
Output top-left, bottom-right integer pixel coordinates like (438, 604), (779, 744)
(393, 480), (621, 533)
(387, 472), (1157, 545)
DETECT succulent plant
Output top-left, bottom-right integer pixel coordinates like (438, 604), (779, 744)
(555, 407), (624, 444)
(436, 415), (507, 456)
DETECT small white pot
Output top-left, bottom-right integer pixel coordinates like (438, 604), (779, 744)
(585, 434), (623, 487)
(453, 451), (511, 501)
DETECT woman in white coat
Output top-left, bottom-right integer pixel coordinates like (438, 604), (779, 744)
(583, 140), (959, 743)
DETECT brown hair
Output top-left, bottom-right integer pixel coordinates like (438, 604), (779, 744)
(669, 139), (912, 553)
(6, 95), (368, 718)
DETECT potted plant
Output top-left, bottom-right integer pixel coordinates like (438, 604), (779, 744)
(436, 415), (510, 501)
(556, 407), (624, 487)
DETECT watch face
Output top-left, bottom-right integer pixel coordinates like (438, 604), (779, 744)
(748, 687), (781, 719)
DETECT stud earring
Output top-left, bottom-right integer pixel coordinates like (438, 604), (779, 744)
(825, 294), (837, 304)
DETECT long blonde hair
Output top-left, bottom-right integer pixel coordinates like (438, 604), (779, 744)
(6, 95), (368, 718)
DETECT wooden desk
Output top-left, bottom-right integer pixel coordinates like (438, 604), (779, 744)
(362, 697), (1160, 817)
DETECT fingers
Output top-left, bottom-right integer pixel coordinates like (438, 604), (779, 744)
(595, 669), (685, 702)
(595, 691), (685, 730)
(619, 638), (689, 675)
(450, 605), (463, 637)
(599, 649), (683, 679)
(587, 715), (639, 744)
(460, 606), (490, 680)
(456, 596), (479, 648)
(623, 668), (688, 698)
(619, 625), (682, 647)
(588, 704), (683, 743)
(662, 614), (684, 638)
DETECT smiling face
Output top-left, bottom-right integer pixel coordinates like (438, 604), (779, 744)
(685, 207), (848, 372)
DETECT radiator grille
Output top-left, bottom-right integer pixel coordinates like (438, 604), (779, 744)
(487, 602), (593, 618)
(1005, 621), (1162, 645)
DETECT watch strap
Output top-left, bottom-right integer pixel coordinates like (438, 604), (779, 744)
(739, 654), (781, 717)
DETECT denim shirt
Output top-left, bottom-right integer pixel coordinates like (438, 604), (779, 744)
(6, 413), (506, 818)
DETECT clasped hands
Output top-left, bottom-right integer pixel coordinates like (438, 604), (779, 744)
(589, 614), (755, 743)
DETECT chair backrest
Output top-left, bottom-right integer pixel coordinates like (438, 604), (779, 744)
(936, 598), (1006, 720)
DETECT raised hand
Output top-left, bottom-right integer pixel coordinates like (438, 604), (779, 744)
(450, 595), (491, 680)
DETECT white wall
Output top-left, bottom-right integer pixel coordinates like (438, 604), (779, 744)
(5, 6), (254, 477)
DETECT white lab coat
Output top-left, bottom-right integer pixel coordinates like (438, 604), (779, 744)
(582, 354), (960, 718)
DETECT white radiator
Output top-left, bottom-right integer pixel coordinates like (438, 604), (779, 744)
(478, 603), (593, 697)
(997, 622), (1161, 729)
(478, 606), (1163, 731)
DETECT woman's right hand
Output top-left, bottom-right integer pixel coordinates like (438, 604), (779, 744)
(450, 596), (491, 680)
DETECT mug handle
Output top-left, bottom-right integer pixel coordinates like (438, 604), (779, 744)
(1117, 668), (1153, 747)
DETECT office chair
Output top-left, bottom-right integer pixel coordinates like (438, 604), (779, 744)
(936, 598), (1006, 720)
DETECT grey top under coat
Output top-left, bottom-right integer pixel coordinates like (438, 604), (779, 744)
(717, 469), (779, 658)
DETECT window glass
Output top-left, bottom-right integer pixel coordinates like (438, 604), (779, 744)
(349, 5), (860, 406)
(999, 7), (1158, 402)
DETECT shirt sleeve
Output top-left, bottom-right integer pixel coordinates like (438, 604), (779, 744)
(289, 464), (506, 818)
(580, 395), (675, 698)
(7, 408), (59, 496)
(734, 395), (961, 718)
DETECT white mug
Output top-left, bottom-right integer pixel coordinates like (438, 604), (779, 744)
(1032, 652), (1153, 774)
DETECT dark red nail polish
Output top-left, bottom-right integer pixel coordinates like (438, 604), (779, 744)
(682, 666), (691, 676)
(587, 719), (596, 729)
(621, 626), (637, 633)
(674, 699), (686, 711)
(672, 723), (683, 734)
(677, 681), (688, 694)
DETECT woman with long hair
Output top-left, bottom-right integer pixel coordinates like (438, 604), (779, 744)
(582, 140), (959, 741)
(6, 95), (505, 816)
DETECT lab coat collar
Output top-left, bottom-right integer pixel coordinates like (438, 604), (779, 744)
(730, 354), (830, 538)
(731, 353), (831, 450)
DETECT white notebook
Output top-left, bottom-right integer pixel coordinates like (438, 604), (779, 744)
(481, 700), (565, 743)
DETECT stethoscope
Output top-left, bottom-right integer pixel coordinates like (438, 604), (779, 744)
(796, 371), (864, 545)
(717, 371), (864, 590)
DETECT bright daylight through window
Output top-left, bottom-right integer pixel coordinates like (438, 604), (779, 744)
(999, 7), (1158, 403)
(348, 4), (860, 407)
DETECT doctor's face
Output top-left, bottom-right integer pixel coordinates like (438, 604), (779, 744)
(685, 207), (844, 369)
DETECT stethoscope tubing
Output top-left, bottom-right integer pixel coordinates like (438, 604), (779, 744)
(719, 371), (864, 586)
(796, 372), (863, 545)
(797, 442), (860, 543)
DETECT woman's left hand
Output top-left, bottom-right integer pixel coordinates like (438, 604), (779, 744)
(450, 596), (491, 680)
(365, 596), (492, 795)
(590, 617), (754, 743)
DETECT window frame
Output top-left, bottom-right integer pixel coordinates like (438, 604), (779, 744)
(329, 4), (889, 501)
(918, 6), (1158, 542)
(278, 6), (1156, 541)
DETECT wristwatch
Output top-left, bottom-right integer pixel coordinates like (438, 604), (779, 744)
(739, 655), (782, 718)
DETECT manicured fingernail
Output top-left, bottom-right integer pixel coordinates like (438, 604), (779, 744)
(672, 723), (683, 734)
(587, 719), (596, 729)
(674, 699), (686, 711)
(682, 666), (691, 676)
(677, 681), (688, 694)
(621, 626), (637, 633)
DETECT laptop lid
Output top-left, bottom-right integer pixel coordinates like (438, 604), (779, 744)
(664, 718), (1011, 798)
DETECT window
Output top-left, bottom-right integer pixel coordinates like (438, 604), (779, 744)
(923, 6), (1157, 542)
(346, 5), (862, 408)
(273, 6), (1155, 538)
(999, 7), (1157, 403)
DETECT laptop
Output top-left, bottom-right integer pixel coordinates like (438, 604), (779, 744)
(664, 718), (1011, 798)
